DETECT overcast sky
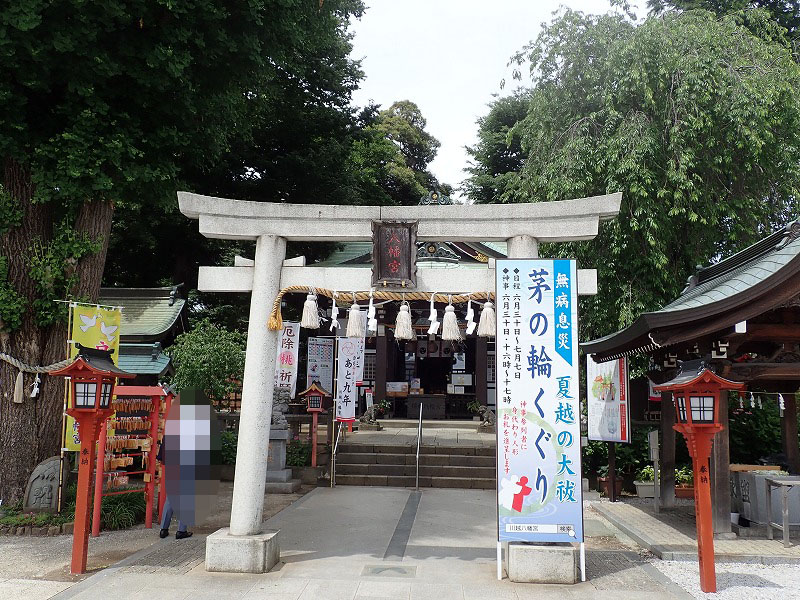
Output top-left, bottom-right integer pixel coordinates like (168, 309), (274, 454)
(349, 1), (616, 200)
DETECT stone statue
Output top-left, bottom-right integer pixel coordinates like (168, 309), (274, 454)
(24, 456), (61, 513)
(271, 387), (290, 430)
(477, 406), (496, 429)
(359, 406), (379, 425)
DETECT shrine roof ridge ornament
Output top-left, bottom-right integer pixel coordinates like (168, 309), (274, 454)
(177, 191), (622, 243)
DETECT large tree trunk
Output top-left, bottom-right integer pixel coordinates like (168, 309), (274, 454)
(0, 158), (114, 504)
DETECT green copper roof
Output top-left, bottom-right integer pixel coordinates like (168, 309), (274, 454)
(117, 343), (172, 376)
(98, 287), (186, 343)
(660, 225), (800, 313)
(315, 243), (372, 267)
(583, 220), (800, 359)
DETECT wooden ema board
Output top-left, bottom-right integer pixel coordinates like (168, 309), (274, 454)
(91, 386), (172, 537)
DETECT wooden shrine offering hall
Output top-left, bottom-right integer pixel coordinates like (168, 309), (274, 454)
(178, 189), (622, 573)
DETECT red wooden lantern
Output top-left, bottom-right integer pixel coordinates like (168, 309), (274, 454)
(298, 382), (330, 468)
(301, 382), (328, 414)
(49, 345), (134, 574)
(654, 363), (744, 593)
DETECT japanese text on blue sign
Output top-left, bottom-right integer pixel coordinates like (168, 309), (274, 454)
(496, 259), (583, 543)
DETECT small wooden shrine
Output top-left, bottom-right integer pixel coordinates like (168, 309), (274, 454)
(584, 220), (800, 534)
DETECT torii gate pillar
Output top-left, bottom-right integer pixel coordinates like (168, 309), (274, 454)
(507, 235), (538, 258)
(206, 235), (286, 573)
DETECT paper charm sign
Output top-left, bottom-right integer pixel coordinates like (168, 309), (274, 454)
(586, 355), (630, 443)
(65, 304), (122, 451)
(335, 337), (365, 422)
(306, 337), (334, 394)
(495, 259), (583, 543)
(274, 322), (300, 398)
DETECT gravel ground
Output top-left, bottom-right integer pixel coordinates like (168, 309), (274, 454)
(649, 558), (800, 599)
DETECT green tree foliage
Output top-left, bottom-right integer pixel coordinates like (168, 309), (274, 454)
(104, 98), (447, 301)
(0, 0), (367, 502)
(465, 9), (800, 341)
(167, 320), (246, 409)
(350, 101), (448, 206)
(463, 92), (530, 204)
(648, 0), (800, 38)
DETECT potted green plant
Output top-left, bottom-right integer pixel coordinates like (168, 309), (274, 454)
(466, 399), (482, 421)
(374, 399), (392, 418)
(287, 436), (319, 484)
(597, 465), (623, 498)
(634, 465), (656, 498)
(675, 465), (695, 498)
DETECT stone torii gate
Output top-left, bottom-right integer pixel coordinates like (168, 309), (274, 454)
(178, 191), (622, 573)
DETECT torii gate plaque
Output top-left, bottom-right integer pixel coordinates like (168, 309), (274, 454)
(372, 221), (417, 288)
(178, 191), (622, 573)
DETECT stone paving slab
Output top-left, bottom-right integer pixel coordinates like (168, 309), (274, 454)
(47, 489), (693, 599)
(593, 500), (800, 563)
(0, 578), (72, 600)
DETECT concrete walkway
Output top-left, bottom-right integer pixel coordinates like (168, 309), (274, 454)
(52, 487), (691, 600)
(594, 499), (800, 563)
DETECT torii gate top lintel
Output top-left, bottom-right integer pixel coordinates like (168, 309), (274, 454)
(177, 191), (622, 243)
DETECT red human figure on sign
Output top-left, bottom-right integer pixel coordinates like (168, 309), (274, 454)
(512, 476), (532, 512)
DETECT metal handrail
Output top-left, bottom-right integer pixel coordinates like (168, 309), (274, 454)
(415, 403), (423, 490)
(331, 422), (343, 488)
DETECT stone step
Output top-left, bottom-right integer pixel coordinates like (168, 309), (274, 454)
(335, 474), (496, 489)
(336, 452), (496, 467)
(336, 463), (496, 479)
(376, 419), (479, 430)
(337, 444), (495, 457)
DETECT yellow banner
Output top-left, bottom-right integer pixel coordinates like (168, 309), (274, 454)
(65, 305), (122, 451)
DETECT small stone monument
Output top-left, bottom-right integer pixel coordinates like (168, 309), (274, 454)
(23, 456), (61, 513)
(266, 387), (300, 493)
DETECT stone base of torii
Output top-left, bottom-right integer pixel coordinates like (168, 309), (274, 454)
(178, 191), (622, 574)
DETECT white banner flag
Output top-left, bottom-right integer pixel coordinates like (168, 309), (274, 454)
(274, 322), (300, 397)
(335, 337), (365, 422)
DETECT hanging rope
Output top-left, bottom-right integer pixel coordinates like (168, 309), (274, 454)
(267, 286), (495, 331)
(0, 352), (74, 373)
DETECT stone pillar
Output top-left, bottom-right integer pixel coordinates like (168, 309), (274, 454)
(507, 235), (539, 259)
(230, 234), (286, 536)
(711, 393), (732, 537)
(659, 392), (676, 509)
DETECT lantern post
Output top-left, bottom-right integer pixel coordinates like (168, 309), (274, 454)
(299, 383), (330, 468)
(49, 345), (134, 574)
(654, 363), (744, 593)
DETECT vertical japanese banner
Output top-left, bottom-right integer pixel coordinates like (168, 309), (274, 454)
(307, 337), (335, 394)
(335, 337), (365, 422)
(496, 259), (583, 543)
(65, 305), (122, 451)
(586, 355), (630, 443)
(274, 322), (300, 398)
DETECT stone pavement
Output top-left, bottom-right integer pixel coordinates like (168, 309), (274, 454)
(50, 487), (692, 600)
(593, 499), (800, 563)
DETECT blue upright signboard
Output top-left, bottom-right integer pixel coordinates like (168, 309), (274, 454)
(496, 259), (584, 543)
